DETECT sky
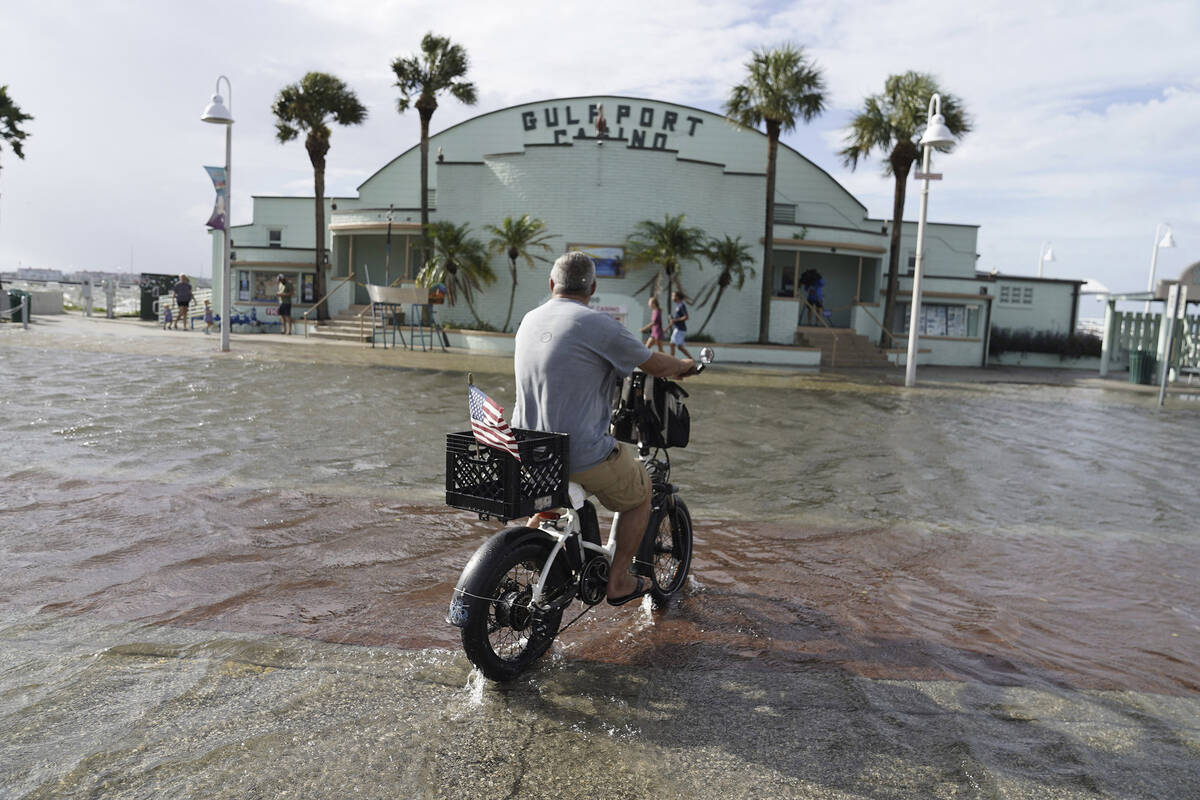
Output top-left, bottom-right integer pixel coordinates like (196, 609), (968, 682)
(1, 0), (1198, 322)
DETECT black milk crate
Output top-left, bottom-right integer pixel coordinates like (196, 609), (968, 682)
(445, 429), (569, 520)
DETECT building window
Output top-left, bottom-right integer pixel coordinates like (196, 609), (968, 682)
(999, 285), (1035, 305)
(898, 302), (981, 338)
(907, 251), (916, 274)
(268, 229), (282, 248)
(773, 203), (796, 224)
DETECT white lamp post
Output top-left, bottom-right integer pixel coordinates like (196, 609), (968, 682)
(1037, 242), (1055, 278)
(904, 94), (956, 388)
(201, 76), (233, 352)
(1143, 223), (1175, 314)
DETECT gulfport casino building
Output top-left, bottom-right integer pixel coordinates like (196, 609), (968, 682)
(211, 95), (1084, 366)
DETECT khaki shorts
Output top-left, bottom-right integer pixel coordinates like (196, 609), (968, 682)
(570, 442), (650, 513)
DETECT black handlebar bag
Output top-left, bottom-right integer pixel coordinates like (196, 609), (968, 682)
(612, 372), (690, 449)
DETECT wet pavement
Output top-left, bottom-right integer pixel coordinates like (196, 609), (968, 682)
(1, 312), (1198, 799)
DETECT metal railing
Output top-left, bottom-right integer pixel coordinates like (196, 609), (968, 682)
(0, 295), (30, 329)
(301, 273), (355, 337)
(852, 302), (902, 350)
(156, 289), (214, 328)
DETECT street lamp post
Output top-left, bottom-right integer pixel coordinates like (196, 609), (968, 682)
(1037, 241), (1055, 278)
(201, 76), (234, 352)
(1143, 223), (1175, 314)
(904, 94), (956, 388)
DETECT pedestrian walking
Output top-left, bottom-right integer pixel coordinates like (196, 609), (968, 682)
(668, 290), (692, 359)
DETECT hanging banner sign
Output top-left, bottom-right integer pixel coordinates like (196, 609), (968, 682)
(204, 165), (228, 230)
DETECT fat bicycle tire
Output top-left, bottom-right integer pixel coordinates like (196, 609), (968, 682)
(644, 497), (693, 602)
(460, 541), (569, 681)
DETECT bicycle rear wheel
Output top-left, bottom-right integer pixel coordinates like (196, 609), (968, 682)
(644, 497), (693, 601)
(460, 541), (568, 681)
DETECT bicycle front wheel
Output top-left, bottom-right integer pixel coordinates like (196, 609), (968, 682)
(644, 497), (693, 601)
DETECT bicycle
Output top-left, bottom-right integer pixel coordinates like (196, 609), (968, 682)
(445, 347), (713, 681)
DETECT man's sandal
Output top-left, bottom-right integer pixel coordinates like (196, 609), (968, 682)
(607, 575), (652, 607)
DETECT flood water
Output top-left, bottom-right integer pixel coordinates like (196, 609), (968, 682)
(2, 324), (1198, 798)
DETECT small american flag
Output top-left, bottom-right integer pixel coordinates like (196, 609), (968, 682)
(469, 384), (522, 461)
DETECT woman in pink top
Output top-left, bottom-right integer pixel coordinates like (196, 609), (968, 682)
(641, 295), (665, 352)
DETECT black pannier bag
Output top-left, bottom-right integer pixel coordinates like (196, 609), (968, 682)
(612, 371), (690, 449)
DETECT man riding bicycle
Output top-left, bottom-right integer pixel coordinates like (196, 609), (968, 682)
(513, 252), (696, 606)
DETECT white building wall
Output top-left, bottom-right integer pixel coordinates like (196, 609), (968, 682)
(988, 278), (1080, 334)
(434, 142), (766, 342)
(888, 221), (980, 281)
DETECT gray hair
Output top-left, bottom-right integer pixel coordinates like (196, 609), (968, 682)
(550, 251), (596, 294)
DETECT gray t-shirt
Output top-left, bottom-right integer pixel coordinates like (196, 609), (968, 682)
(513, 298), (652, 473)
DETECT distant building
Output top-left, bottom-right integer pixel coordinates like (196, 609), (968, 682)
(17, 268), (64, 281)
(212, 94), (1084, 367)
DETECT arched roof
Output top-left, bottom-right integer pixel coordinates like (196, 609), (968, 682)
(355, 94), (867, 216)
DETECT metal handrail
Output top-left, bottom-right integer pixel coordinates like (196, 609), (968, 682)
(798, 298), (835, 329)
(853, 302), (902, 349)
(796, 298), (840, 365)
(0, 295), (30, 329)
(301, 272), (355, 337)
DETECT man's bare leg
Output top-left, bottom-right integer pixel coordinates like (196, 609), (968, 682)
(607, 494), (651, 600)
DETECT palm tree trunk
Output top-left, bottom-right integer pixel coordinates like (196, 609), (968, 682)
(418, 106), (434, 233)
(312, 156), (329, 321)
(759, 121), (780, 344)
(697, 284), (728, 335)
(502, 259), (517, 333)
(880, 151), (912, 348)
(464, 289), (485, 328)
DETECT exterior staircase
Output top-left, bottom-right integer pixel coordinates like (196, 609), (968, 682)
(305, 304), (376, 343)
(794, 325), (893, 368)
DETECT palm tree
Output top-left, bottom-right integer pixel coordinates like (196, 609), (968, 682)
(695, 235), (756, 335)
(0, 85), (31, 172)
(417, 221), (496, 328)
(624, 213), (708, 312)
(272, 72), (367, 321)
(484, 214), (557, 333)
(392, 32), (478, 236)
(0, 85), (32, 295)
(725, 44), (826, 344)
(840, 71), (970, 347)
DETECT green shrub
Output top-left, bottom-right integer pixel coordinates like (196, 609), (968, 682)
(989, 327), (1101, 359)
(440, 319), (498, 332)
(687, 332), (715, 343)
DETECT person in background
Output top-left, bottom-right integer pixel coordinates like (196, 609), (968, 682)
(668, 289), (692, 359)
(276, 274), (294, 335)
(172, 274), (193, 330)
(103, 278), (117, 319)
(203, 299), (214, 334)
(798, 268), (825, 325)
(641, 295), (665, 352)
(81, 278), (93, 317)
(162, 305), (172, 330)
(804, 274), (824, 325)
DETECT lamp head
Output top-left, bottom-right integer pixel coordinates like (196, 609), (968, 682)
(201, 94), (233, 125)
(1043, 244), (1056, 263)
(1159, 229), (1176, 249)
(919, 113), (955, 147)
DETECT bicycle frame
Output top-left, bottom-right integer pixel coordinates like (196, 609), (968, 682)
(526, 485), (622, 607)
